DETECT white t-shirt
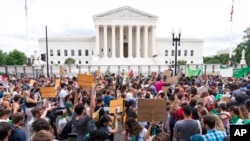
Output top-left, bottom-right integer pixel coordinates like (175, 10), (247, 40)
(59, 89), (67, 107)
(58, 117), (67, 133)
(128, 128), (147, 141)
(126, 92), (133, 101)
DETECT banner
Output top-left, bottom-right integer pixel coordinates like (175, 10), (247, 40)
(233, 67), (250, 78)
(185, 66), (202, 77)
(220, 68), (233, 77)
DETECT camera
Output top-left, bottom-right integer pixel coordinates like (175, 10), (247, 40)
(46, 107), (64, 123)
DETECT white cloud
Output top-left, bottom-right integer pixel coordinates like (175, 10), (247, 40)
(0, 0), (250, 57)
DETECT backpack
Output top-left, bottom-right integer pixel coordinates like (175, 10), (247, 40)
(92, 107), (102, 122)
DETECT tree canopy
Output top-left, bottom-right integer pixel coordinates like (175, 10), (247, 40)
(0, 49), (26, 65)
(204, 25), (250, 65)
(0, 50), (7, 65)
(64, 57), (75, 65)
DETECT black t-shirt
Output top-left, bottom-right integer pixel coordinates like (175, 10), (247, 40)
(72, 115), (90, 140)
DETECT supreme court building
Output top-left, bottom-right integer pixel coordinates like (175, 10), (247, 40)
(39, 6), (204, 66)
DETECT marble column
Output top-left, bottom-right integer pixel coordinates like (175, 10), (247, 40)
(144, 25), (148, 58)
(95, 25), (99, 56)
(128, 25), (133, 58)
(119, 25), (123, 58)
(136, 25), (140, 58)
(103, 25), (107, 58)
(112, 25), (116, 58)
(152, 25), (156, 57)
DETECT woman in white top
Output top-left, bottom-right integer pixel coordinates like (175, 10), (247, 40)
(125, 117), (148, 141)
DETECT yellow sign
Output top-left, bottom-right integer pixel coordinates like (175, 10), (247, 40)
(109, 99), (124, 114)
(40, 87), (56, 98)
(77, 74), (94, 88)
(29, 79), (35, 87)
(96, 70), (102, 76)
(55, 79), (61, 88)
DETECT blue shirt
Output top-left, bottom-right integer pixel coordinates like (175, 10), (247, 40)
(202, 130), (227, 141)
(13, 127), (27, 141)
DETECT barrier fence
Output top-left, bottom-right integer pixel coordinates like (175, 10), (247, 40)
(0, 64), (247, 78)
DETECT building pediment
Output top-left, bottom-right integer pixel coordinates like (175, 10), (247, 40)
(93, 6), (158, 19)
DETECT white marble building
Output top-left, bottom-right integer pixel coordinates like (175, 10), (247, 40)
(39, 6), (204, 66)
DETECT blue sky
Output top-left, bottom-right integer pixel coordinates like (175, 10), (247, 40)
(0, 0), (249, 57)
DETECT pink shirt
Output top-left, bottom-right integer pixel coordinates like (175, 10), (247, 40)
(155, 81), (164, 92)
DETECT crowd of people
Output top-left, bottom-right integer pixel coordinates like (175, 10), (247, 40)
(0, 68), (250, 141)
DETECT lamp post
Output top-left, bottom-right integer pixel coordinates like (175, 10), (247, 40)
(172, 28), (181, 75)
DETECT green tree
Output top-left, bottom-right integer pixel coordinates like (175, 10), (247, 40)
(177, 60), (187, 65)
(232, 26), (250, 64)
(203, 54), (229, 64)
(64, 57), (75, 65)
(0, 50), (7, 65)
(6, 49), (26, 65)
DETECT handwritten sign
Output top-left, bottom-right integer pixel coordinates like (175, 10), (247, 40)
(137, 99), (166, 122)
(165, 76), (178, 84)
(151, 72), (157, 78)
(55, 79), (61, 88)
(109, 99), (124, 114)
(40, 87), (56, 98)
(29, 79), (35, 87)
(162, 86), (169, 93)
(164, 70), (172, 77)
(77, 74), (94, 88)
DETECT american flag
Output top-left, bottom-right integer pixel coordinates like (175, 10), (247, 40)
(230, 0), (234, 21)
(25, 0), (28, 17)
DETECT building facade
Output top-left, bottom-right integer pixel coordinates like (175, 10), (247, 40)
(39, 6), (204, 66)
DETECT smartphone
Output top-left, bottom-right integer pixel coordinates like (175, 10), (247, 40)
(67, 133), (78, 141)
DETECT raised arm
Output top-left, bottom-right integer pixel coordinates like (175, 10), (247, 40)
(88, 87), (96, 118)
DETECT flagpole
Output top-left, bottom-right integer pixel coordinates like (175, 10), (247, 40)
(25, 0), (29, 57)
(229, 0), (234, 67)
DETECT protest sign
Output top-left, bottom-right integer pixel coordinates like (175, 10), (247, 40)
(96, 70), (102, 77)
(137, 99), (166, 122)
(77, 74), (94, 88)
(55, 79), (61, 88)
(40, 87), (56, 98)
(109, 98), (124, 114)
(151, 72), (157, 78)
(29, 79), (35, 87)
(165, 76), (178, 84)
(164, 70), (172, 77)
(162, 86), (169, 93)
